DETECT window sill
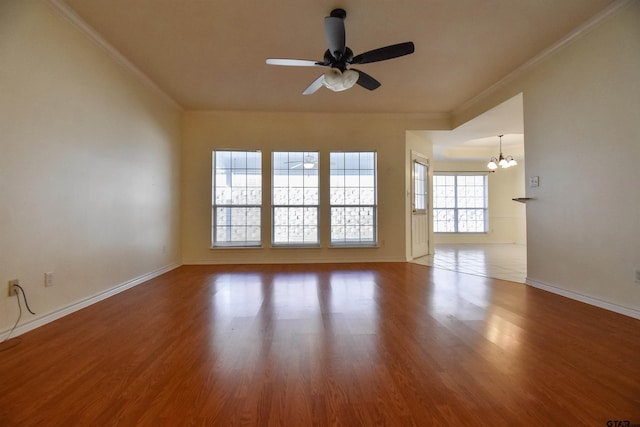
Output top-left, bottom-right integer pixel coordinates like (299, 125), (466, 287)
(330, 244), (379, 249)
(210, 244), (380, 249)
(270, 244), (321, 249)
(434, 232), (488, 235)
(210, 245), (264, 250)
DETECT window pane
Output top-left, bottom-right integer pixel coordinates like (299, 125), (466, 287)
(330, 187), (344, 204)
(272, 152), (319, 246)
(212, 151), (262, 247)
(360, 188), (375, 205)
(414, 161), (427, 212)
(458, 209), (486, 232)
(433, 208), (455, 232)
(330, 152), (377, 246)
(214, 207), (261, 246)
(359, 152), (375, 170)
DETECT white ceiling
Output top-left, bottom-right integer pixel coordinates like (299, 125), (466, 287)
(57, 0), (615, 158)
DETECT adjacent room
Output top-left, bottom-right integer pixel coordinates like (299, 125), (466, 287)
(1, 0), (639, 425)
(412, 94), (528, 283)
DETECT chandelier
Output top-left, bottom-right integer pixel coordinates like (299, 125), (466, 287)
(487, 135), (517, 170)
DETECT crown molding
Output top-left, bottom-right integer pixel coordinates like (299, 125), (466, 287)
(453, 0), (632, 118)
(46, 0), (183, 111)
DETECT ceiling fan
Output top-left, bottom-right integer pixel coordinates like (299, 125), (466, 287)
(266, 8), (415, 95)
(287, 155), (318, 169)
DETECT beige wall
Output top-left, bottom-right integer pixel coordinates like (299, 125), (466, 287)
(0, 1), (183, 333)
(433, 160), (527, 245)
(181, 112), (447, 264)
(454, 1), (640, 316)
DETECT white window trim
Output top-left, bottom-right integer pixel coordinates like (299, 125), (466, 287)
(271, 151), (320, 247)
(211, 150), (262, 248)
(329, 151), (378, 247)
(433, 173), (489, 234)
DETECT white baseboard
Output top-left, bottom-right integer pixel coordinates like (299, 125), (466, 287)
(526, 277), (640, 320)
(2, 263), (181, 340)
(184, 257), (406, 265)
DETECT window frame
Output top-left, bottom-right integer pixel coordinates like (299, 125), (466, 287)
(329, 151), (378, 247)
(433, 173), (489, 234)
(412, 160), (428, 215)
(271, 151), (320, 247)
(211, 150), (262, 248)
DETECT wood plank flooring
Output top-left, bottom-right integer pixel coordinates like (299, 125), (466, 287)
(1, 263), (639, 426)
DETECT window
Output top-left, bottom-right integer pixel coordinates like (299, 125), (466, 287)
(212, 151), (262, 247)
(330, 152), (377, 246)
(272, 152), (319, 246)
(413, 160), (427, 214)
(433, 174), (488, 233)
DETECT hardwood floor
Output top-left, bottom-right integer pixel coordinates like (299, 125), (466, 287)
(1, 263), (639, 426)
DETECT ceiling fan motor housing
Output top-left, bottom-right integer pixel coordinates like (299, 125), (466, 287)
(324, 47), (354, 71)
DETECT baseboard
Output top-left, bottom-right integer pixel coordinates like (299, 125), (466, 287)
(2, 263), (181, 340)
(184, 257), (407, 265)
(526, 277), (640, 320)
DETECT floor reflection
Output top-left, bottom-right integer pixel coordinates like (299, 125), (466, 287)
(205, 266), (524, 390)
(484, 312), (523, 353)
(271, 273), (320, 319)
(428, 268), (492, 321)
(328, 271), (376, 312)
(206, 269), (385, 379)
(211, 273), (264, 317)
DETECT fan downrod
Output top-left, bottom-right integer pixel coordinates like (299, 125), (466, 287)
(330, 8), (346, 19)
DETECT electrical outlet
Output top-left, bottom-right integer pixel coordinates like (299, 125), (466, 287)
(529, 176), (540, 187)
(45, 272), (54, 287)
(8, 279), (19, 297)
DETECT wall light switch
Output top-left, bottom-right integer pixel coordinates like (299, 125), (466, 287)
(529, 176), (540, 187)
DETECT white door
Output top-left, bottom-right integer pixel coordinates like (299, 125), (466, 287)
(411, 154), (430, 258)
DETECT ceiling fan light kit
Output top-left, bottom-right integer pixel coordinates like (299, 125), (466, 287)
(487, 135), (518, 170)
(322, 68), (359, 92)
(266, 9), (415, 95)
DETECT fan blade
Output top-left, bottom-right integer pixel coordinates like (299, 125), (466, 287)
(351, 42), (415, 64)
(303, 74), (325, 95)
(266, 58), (323, 67)
(324, 16), (346, 59)
(351, 68), (381, 91)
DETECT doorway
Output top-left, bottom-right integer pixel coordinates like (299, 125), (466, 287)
(411, 93), (527, 283)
